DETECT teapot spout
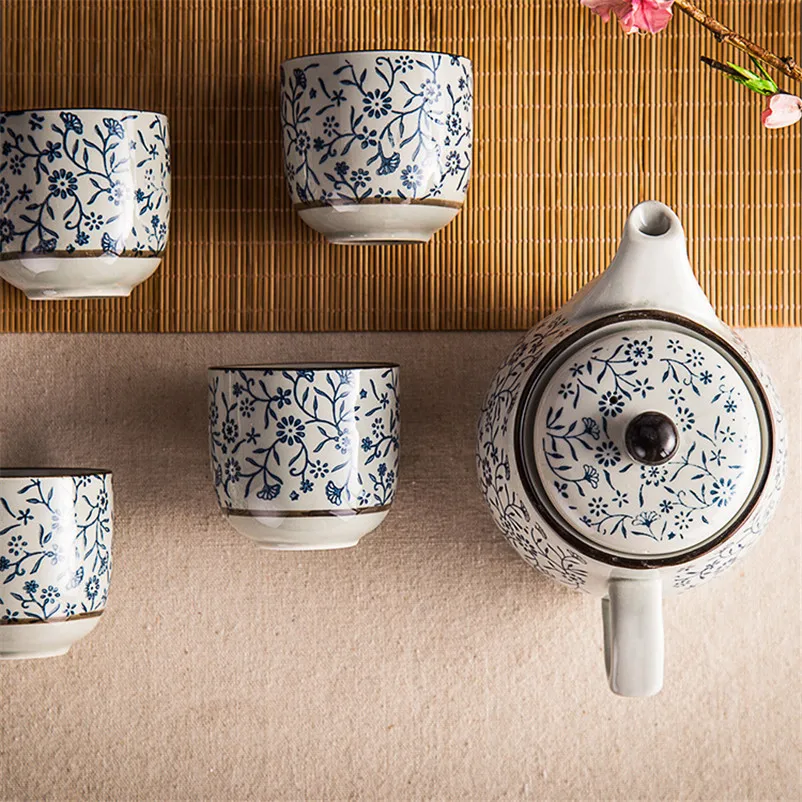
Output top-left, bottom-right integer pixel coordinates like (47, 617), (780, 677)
(563, 201), (718, 326)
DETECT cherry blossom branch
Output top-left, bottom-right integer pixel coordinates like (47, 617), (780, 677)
(674, 0), (802, 82)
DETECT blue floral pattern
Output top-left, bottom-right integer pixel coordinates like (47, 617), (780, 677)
(209, 367), (400, 512)
(0, 474), (112, 624)
(533, 330), (763, 552)
(280, 52), (472, 206)
(0, 109), (170, 257)
(478, 311), (786, 596)
(477, 314), (590, 590)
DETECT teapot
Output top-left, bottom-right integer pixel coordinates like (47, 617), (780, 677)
(477, 201), (787, 697)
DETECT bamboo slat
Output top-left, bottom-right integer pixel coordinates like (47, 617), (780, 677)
(0, 0), (799, 331)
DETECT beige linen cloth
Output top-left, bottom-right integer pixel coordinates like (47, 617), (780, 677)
(0, 331), (799, 801)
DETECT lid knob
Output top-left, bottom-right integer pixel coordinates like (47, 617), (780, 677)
(624, 412), (679, 465)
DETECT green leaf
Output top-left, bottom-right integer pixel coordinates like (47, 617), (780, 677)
(700, 56), (779, 96)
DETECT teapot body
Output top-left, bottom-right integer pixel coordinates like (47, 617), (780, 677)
(476, 202), (787, 695)
(477, 310), (787, 598)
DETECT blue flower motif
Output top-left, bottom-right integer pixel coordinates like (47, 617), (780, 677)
(446, 113), (462, 135)
(583, 464), (600, 488)
(400, 164), (424, 190)
(624, 338), (653, 366)
(674, 510), (694, 530)
(0, 217), (16, 245)
(40, 585), (60, 604)
(85, 576), (100, 600)
(710, 478), (736, 507)
(322, 116), (339, 137)
(0, 178), (9, 205)
(275, 415), (305, 445)
(48, 168), (78, 199)
(420, 79), (442, 103)
(224, 458), (241, 483)
(41, 140), (62, 162)
(101, 232), (122, 255)
(363, 89), (392, 118)
(640, 465), (667, 486)
(325, 481), (343, 505)
(85, 211), (104, 231)
(103, 118), (125, 138)
(60, 111), (83, 133)
(301, 479), (313, 493)
(22, 580), (39, 595)
(290, 490), (299, 501)
(588, 497), (608, 517)
(75, 232), (90, 246)
(350, 169), (370, 189)
(675, 406), (696, 432)
(309, 460), (329, 478)
(222, 419), (239, 443)
(598, 391), (624, 418)
(594, 440), (621, 467)
(295, 130), (311, 154)
(257, 483), (281, 501)
(0, 556), (9, 571)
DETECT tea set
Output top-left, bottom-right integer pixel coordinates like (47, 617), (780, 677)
(0, 51), (787, 697)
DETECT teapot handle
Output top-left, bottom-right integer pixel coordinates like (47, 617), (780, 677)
(602, 578), (664, 697)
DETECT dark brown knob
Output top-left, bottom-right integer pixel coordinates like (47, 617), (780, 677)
(625, 411), (679, 465)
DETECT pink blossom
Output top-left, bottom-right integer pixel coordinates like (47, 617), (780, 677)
(761, 92), (802, 129)
(582, 0), (675, 34)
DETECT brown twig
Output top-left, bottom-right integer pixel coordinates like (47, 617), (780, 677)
(674, 0), (802, 82)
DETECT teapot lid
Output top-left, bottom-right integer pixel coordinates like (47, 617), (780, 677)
(517, 313), (773, 564)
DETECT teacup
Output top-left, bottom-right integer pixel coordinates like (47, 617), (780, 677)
(208, 363), (400, 549)
(0, 108), (170, 299)
(280, 50), (473, 243)
(0, 469), (113, 659)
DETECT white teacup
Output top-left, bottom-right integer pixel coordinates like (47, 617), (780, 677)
(208, 364), (400, 549)
(280, 50), (473, 243)
(0, 469), (113, 659)
(0, 108), (170, 298)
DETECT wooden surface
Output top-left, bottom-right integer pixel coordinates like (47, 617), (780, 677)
(1, 0), (800, 331)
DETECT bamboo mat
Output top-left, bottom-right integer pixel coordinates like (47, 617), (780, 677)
(1, 0), (800, 332)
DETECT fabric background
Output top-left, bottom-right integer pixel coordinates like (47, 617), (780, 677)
(0, 330), (799, 801)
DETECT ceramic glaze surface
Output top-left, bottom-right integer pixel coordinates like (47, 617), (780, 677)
(209, 366), (400, 513)
(478, 311), (786, 596)
(0, 473), (113, 626)
(0, 109), (170, 258)
(280, 51), (472, 241)
(530, 325), (764, 556)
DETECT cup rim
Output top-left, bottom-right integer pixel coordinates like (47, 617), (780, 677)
(208, 362), (399, 371)
(0, 107), (169, 120)
(282, 49), (470, 65)
(0, 468), (112, 478)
